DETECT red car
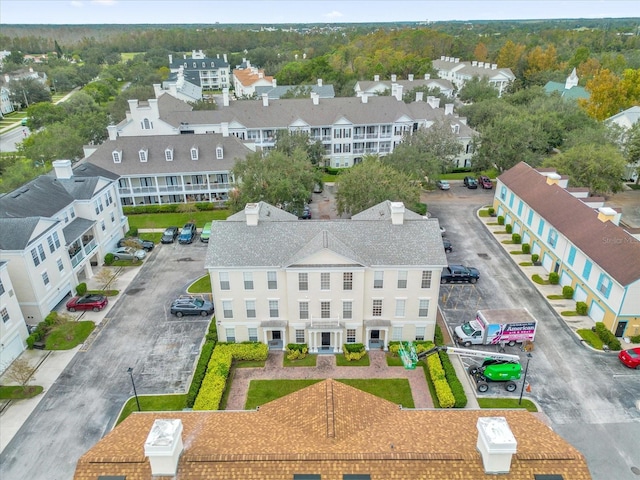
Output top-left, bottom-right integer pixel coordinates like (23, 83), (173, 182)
(477, 175), (493, 189)
(618, 347), (640, 369)
(66, 294), (108, 312)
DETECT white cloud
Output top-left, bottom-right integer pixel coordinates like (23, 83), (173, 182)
(324, 10), (343, 20)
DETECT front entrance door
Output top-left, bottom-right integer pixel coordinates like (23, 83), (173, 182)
(321, 332), (331, 347)
(615, 321), (627, 338)
(272, 331), (281, 340)
(371, 330), (380, 340)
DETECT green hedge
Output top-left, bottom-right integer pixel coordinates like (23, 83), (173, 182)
(76, 282), (87, 295)
(185, 320), (218, 408)
(122, 202), (220, 215)
(434, 324), (467, 408)
(521, 243), (530, 254)
(342, 343), (367, 361)
(26, 311), (60, 348)
(286, 343), (309, 360)
(549, 272), (560, 285)
(193, 342), (268, 410)
(594, 322), (622, 351)
(427, 354), (455, 408)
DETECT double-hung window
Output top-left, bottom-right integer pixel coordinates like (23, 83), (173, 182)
(299, 273), (308, 291)
(373, 271), (383, 288)
(397, 271), (407, 289)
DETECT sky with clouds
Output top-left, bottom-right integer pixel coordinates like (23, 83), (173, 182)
(1, 0), (637, 24)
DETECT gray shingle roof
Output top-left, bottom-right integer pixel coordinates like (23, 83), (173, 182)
(254, 84), (336, 99)
(205, 201), (448, 269)
(62, 217), (95, 246)
(83, 133), (253, 176)
(0, 217), (42, 250)
(170, 57), (229, 70)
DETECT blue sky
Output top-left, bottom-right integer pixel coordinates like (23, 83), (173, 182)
(1, 0), (637, 24)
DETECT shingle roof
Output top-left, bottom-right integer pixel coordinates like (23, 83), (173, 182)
(357, 78), (454, 94)
(254, 84), (336, 99)
(160, 95), (461, 132)
(74, 379), (591, 480)
(83, 133), (253, 176)
(232, 66), (274, 87)
(499, 162), (640, 286)
(170, 56), (228, 70)
(205, 201), (448, 269)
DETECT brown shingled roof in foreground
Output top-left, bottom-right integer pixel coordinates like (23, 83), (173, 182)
(499, 162), (640, 286)
(74, 379), (591, 480)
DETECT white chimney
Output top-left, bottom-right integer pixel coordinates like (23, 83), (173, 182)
(52, 160), (73, 180)
(472, 61), (478, 67)
(272, 78), (277, 88)
(168, 54), (173, 64)
(223, 53), (228, 63)
(597, 207), (619, 225)
(445, 56), (450, 62)
(427, 96), (440, 109)
(107, 125), (118, 141)
(144, 419), (184, 476)
(245, 203), (260, 226)
(221, 122), (229, 137)
(394, 84), (403, 101)
(445, 103), (454, 115)
(424, 73), (431, 80)
(258, 72), (264, 79)
(415, 92), (424, 102)
(545, 172), (562, 186)
(262, 93), (269, 107)
(222, 88), (229, 107)
(440, 55), (445, 61)
(311, 92), (319, 105)
(390, 202), (405, 225)
(492, 63), (497, 70)
(408, 74), (414, 81)
(374, 74), (380, 82)
(476, 417), (517, 474)
(478, 62), (484, 68)
(391, 74), (397, 82)
(361, 95), (368, 104)
(454, 58), (460, 63)
(317, 78), (323, 87)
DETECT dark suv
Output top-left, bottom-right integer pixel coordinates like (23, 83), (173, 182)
(170, 295), (214, 317)
(463, 176), (478, 189)
(441, 264), (480, 284)
(117, 237), (154, 251)
(443, 238), (453, 253)
(178, 223), (197, 244)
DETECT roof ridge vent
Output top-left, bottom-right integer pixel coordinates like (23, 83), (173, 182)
(325, 380), (336, 438)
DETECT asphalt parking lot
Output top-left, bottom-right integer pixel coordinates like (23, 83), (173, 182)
(0, 240), (212, 480)
(427, 182), (640, 480)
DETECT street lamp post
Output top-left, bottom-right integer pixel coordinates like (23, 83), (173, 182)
(518, 353), (532, 405)
(127, 367), (141, 411)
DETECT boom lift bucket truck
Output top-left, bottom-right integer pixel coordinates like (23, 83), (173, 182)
(399, 342), (522, 393)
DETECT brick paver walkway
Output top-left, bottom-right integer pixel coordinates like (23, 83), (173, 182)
(225, 350), (434, 410)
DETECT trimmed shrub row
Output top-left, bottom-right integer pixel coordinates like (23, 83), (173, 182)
(594, 322), (622, 351)
(505, 224), (513, 234)
(511, 233), (521, 244)
(426, 354), (455, 408)
(193, 342), (268, 410)
(343, 343), (366, 361)
(286, 343), (309, 360)
(185, 320), (218, 408)
(433, 324), (467, 408)
(122, 202), (222, 215)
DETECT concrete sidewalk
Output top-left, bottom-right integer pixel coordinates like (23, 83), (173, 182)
(0, 265), (141, 454)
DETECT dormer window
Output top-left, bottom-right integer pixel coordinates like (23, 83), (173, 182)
(202, 62), (205, 68)
(142, 118), (152, 130)
(216, 145), (223, 159)
(139, 148), (148, 162)
(193, 62), (196, 68)
(211, 62), (214, 67)
(451, 124), (460, 134)
(190, 147), (199, 160)
(165, 148), (173, 161)
(183, 62), (187, 68)
(112, 150), (122, 163)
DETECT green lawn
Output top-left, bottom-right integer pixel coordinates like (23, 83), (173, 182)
(477, 397), (537, 412)
(546, 294), (565, 300)
(532, 274), (550, 285)
(45, 321), (95, 350)
(187, 275), (211, 294)
(0, 385), (43, 399)
(116, 394), (187, 425)
(126, 210), (230, 230)
(283, 354), (317, 367)
(245, 379), (321, 409)
(335, 354), (370, 366)
(337, 378), (414, 407)
(577, 329), (604, 349)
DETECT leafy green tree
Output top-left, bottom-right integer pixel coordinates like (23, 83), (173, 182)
(25, 102), (66, 129)
(83, 80), (117, 105)
(335, 158), (421, 216)
(8, 78), (51, 109)
(544, 143), (626, 194)
(229, 150), (319, 213)
(402, 86), (448, 105)
(622, 122), (640, 183)
(383, 120), (462, 181)
(279, 86), (312, 99)
(458, 77), (499, 103)
(0, 157), (41, 194)
(273, 130), (324, 166)
(188, 99), (218, 110)
(18, 123), (85, 162)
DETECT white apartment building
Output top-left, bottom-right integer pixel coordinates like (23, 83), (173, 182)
(354, 73), (455, 98)
(0, 160), (128, 325)
(0, 261), (29, 374)
(168, 50), (230, 91)
(205, 201), (447, 352)
(433, 56), (515, 96)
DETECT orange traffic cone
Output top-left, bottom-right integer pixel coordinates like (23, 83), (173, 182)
(525, 383), (531, 393)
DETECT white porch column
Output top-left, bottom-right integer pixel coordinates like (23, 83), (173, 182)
(281, 329), (286, 351)
(83, 262), (94, 280)
(263, 329), (269, 345)
(365, 327), (371, 351)
(337, 330), (343, 353)
(383, 328), (389, 351)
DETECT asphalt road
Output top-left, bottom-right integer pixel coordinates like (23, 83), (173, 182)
(427, 183), (640, 480)
(0, 127), (29, 152)
(0, 240), (211, 480)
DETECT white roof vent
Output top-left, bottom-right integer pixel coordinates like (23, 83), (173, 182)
(476, 417), (517, 474)
(245, 203), (260, 226)
(144, 419), (184, 476)
(390, 202), (405, 225)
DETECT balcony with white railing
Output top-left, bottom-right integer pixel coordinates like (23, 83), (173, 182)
(307, 316), (343, 330)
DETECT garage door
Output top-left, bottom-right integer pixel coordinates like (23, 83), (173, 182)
(542, 252), (553, 272)
(0, 334), (25, 375)
(560, 271), (572, 288)
(522, 232), (530, 246)
(47, 282), (72, 312)
(589, 301), (605, 323)
(532, 241), (541, 256)
(575, 285), (588, 303)
(513, 222), (521, 235)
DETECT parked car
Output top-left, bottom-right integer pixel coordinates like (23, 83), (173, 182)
(161, 226), (179, 244)
(618, 347), (640, 369)
(300, 204), (311, 220)
(443, 238), (453, 253)
(441, 264), (480, 284)
(463, 176), (478, 189)
(117, 237), (154, 251)
(200, 222), (212, 243)
(66, 294), (108, 312)
(170, 295), (215, 317)
(313, 183), (323, 193)
(178, 223), (197, 244)
(440, 225), (446, 236)
(110, 246), (146, 261)
(477, 175), (493, 189)
(436, 180), (451, 190)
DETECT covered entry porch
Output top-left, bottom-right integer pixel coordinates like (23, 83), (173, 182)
(364, 319), (390, 351)
(307, 318), (344, 353)
(261, 320), (287, 350)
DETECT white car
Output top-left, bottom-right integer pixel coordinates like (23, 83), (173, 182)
(436, 180), (450, 190)
(110, 246), (146, 261)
